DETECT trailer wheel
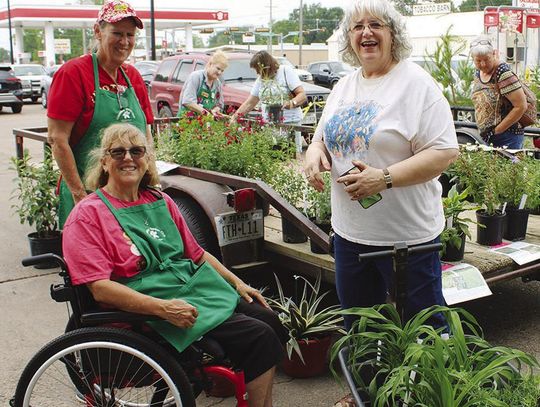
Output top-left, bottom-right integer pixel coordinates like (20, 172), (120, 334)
(172, 196), (222, 261)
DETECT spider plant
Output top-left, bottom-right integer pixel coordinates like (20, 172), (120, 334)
(266, 273), (345, 363)
(330, 304), (539, 406)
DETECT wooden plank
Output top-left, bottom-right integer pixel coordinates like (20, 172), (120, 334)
(263, 210), (540, 285)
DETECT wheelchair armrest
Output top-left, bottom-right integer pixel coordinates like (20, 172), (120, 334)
(80, 310), (161, 326)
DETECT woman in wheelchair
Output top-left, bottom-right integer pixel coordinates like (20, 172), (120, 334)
(61, 123), (287, 407)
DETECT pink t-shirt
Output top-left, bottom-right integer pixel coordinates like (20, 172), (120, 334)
(63, 189), (204, 285)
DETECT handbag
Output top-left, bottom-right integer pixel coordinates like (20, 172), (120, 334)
(497, 73), (537, 127)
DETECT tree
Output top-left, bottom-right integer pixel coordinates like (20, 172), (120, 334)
(0, 48), (10, 63)
(23, 29), (44, 63)
(285, 3), (344, 44)
(458, 0), (511, 12)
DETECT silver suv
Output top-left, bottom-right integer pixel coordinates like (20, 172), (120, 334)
(12, 64), (48, 102)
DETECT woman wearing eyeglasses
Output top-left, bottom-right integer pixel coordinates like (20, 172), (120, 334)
(470, 34), (527, 149)
(62, 122), (286, 407)
(47, 0), (154, 228)
(304, 4), (457, 402)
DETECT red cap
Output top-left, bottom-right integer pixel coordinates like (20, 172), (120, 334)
(97, 0), (143, 29)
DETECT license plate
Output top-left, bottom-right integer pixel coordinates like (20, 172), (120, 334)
(215, 209), (264, 246)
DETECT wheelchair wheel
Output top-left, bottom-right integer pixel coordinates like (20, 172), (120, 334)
(13, 327), (196, 407)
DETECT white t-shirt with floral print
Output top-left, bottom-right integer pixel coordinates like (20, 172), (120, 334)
(312, 60), (458, 246)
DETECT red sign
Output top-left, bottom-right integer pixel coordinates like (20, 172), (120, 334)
(499, 9), (524, 33)
(162, 40), (167, 48)
(526, 13), (540, 28)
(484, 11), (499, 27)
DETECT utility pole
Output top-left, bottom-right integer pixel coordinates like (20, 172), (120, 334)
(299, 0), (303, 66)
(7, 0), (14, 64)
(150, 0), (156, 60)
(268, 0), (273, 53)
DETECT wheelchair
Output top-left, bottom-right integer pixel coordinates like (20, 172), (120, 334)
(11, 253), (248, 407)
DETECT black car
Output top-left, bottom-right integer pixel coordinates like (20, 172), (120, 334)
(133, 60), (159, 90)
(307, 61), (355, 89)
(0, 66), (24, 114)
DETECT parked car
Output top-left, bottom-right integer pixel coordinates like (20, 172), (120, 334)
(11, 64), (49, 102)
(40, 64), (61, 109)
(275, 56), (313, 83)
(307, 61), (355, 89)
(133, 60), (160, 91)
(149, 52), (330, 124)
(0, 65), (24, 113)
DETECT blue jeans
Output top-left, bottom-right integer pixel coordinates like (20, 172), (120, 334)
(490, 130), (524, 149)
(334, 234), (446, 330)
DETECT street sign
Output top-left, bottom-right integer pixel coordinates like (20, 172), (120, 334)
(200, 28), (214, 34)
(243, 33), (255, 43)
(412, 2), (451, 15)
(255, 27), (269, 32)
(54, 39), (71, 54)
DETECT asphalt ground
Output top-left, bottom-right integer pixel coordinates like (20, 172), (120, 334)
(0, 103), (538, 407)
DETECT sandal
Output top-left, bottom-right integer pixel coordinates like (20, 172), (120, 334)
(333, 393), (356, 407)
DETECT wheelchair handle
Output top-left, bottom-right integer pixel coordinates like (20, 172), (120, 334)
(358, 242), (442, 262)
(22, 253), (65, 268)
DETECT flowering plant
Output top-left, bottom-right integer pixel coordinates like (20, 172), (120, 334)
(156, 114), (291, 181)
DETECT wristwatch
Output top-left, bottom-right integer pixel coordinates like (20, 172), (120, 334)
(382, 168), (393, 189)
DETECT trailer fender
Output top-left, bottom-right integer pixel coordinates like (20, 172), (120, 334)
(455, 126), (484, 145)
(160, 174), (233, 235)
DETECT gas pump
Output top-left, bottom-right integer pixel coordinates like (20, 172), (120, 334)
(483, 5), (540, 77)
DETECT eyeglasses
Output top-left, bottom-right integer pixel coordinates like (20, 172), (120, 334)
(106, 146), (147, 160)
(470, 39), (492, 48)
(350, 21), (386, 33)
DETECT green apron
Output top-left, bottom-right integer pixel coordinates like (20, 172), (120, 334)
(58, 53), (147, 228)
(96, 189), (239, 353)
(178, 74), (219, 117)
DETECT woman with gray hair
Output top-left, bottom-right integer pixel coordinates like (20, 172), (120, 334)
(304, 3), (458, 402)
(470, 34), (527, 148)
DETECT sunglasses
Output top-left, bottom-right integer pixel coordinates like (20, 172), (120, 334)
(106, 146), (147, 160)
(470, 39), (492, 48)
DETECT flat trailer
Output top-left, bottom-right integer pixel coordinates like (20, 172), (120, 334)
(13, 124), (540, 289)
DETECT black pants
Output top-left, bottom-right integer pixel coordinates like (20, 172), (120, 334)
(205, 299), (287, 382)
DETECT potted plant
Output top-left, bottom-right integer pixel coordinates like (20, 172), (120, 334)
(11, 150), (61, 269)
(267, 164), (309, 243)
(157, 114), (290, 181)
(259, 78), (287, 124)
(266, 273), (344, 378)
(305, 172), (332, 253)
(331, 304), (540, 406)
(497, 154), (538, 241)
(452, 148), (506, 246)
(440, 185), (479, 262)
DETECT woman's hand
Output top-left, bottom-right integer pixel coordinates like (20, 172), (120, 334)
(304, 141), (331, 192)
(336, 160), (385, 200)
(211, 106), (223, 118)
(159, 298), (198, 328)
(236, 282), (270, 309)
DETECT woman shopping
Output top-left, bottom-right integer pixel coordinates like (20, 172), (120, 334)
(178, 50), (229, 117)
(470, 34), (528, 149)
(63, 123), (286, 407)
(47, 0), (154, 227)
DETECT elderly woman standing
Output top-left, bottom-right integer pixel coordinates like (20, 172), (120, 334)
(178, 50), (229, 117)
(470, 34), (527, 148)
(304, 0), (459, 338)
(47, 0), (153, 227)
(63, 123), (285, 407)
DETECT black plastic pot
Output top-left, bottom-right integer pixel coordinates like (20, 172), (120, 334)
(281, 216), (307, 243)
(476, 210), (506, 246)
(438, 173), (454, 198)
(503, 207), (530, 241)
(27, 231), (63, 269)
(267, 104), (283, 123)
(441, 232), (466, 262)
(309, 221), (331, 254)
